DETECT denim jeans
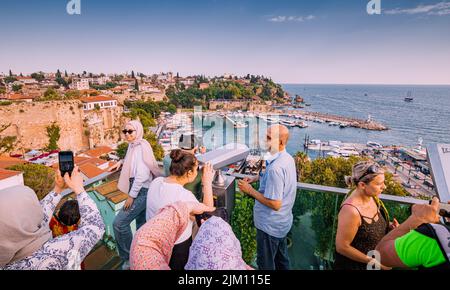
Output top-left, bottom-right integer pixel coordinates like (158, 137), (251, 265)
(256, 229), (290, 270)
(113, 178), (148, 261)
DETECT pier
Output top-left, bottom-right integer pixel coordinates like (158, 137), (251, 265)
(280, 110), (388, 131)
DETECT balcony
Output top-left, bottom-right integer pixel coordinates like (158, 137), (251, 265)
(68, 170), (424, 270)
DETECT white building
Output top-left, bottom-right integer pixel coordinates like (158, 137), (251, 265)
(140, 83), (161, 93)
(80, 95), (118, 110)
(17, 76), (38, 85)
(0, 169), (24, 191)
(70, 78), (90, 90)
(92, 76), (111, 85)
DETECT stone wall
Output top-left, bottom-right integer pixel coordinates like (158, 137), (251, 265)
(0, 100), (125, 154)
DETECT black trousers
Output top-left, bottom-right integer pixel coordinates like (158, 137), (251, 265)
(169, 237), (193, 270)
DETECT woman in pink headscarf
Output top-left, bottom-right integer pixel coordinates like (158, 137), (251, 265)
(111, 120), (163, 270)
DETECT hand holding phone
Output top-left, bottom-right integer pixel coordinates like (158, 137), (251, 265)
(59, 151), (74, 178)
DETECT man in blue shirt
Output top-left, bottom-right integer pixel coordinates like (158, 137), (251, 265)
(238, 125), (297, 270)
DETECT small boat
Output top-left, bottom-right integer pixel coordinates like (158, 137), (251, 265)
(280, 119), (296, 127)
(296, 121), (308, 128)
(404, 91), (414, 102)
(234, 121), (247, 129)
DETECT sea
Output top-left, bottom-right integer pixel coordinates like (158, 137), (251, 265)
(199, 84), (450, 157)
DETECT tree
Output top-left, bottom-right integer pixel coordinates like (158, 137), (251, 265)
(7, 163), (55, 200)
(144, 132), (164, 161)
(12, 84), (22, 92)
(45, 123), (60, 151)
(0, 123), (17, 154)
(39, 88), (61, 101)
(4, 76), (17, 83)
(56, 77), (68, 88)
(134, 79), (139, 92)
(131, 70), (135, 79)
(116, 142), (129, 159)
(64, 70), (68, 77)
(31, 72), (45, 82)
(56, 69), (62, 79)
(9, 69), (12, 77)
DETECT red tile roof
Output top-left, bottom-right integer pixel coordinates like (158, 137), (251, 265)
(80, 95), (117, 103)
(7, 93), (35, 100)
(0, 168), (22, 181)
(82, 146), (113, 158)
(79, 163), (106, 179)
(0, 156), (27, 169)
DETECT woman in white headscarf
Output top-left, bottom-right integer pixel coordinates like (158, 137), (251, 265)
(0, 166), (105, 270)
(112, 120), (163, 270)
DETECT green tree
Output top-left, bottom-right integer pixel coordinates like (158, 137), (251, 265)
(45, 123), (60, 151)
(124, 108), (156, 130)
(56, 69), (62, 79)
(131, 70), (135, 78)
(116, 142), (129, 159)
(39, 88), (61, 101)
(64, 70), (68, 77)
(12, 84), (22, 92)
(144, 132), (164, 161)
(4, 76), (17, 83)
(7, 163), (56, 200)
(0, 123), (17, 154)
(31, 72), (45, 82)
(134, 79), (139, 91)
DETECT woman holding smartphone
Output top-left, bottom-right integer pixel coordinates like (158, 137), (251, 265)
(111, 120), (163, 270)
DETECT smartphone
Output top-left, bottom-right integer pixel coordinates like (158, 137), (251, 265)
(59, 151), (74, 177)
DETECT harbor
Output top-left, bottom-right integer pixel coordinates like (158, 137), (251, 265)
(155, 110), (436, 200)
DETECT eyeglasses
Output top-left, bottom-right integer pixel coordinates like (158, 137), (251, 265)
(357, 164), (381, 183)
(122, 129), (135, 135)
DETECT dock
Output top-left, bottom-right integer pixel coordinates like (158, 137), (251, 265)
(280, 110), (388, 131)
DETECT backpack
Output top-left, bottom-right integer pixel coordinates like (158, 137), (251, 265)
(415, 223), (450, 270)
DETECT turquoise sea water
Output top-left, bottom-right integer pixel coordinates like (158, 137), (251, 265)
(198, 84), (450, 156)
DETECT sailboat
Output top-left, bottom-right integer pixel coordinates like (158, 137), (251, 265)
(404, 91), (414, 102)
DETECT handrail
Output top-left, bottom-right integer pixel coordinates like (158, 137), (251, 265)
(226, 172), (434, 207)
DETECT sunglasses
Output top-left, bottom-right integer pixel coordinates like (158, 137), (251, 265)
(122, 129), (135, 135)
(357, 164), (381, 183)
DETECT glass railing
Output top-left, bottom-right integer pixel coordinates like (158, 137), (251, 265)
(78, 169), (425, 270)
(287, 183), (420, 270)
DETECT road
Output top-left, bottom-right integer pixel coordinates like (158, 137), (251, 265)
(374, 151), (435, 198)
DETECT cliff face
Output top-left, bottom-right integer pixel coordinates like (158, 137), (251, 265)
(0, 101), (125, 154)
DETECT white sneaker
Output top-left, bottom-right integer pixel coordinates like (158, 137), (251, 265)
(121, 260), (130, 270)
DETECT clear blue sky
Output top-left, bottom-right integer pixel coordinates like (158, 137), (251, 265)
(1, 0), (449, 84)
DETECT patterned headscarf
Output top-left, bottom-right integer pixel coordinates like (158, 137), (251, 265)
(185, 216), (248, 270)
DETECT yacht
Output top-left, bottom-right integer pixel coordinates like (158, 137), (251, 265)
(234, 121), (248, 129)
(280, 119), (296, 127)
(404, 91), (414, 102)
(296, 121), (308, 128)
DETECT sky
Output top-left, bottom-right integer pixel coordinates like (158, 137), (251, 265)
(0, 0), (450, 85)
